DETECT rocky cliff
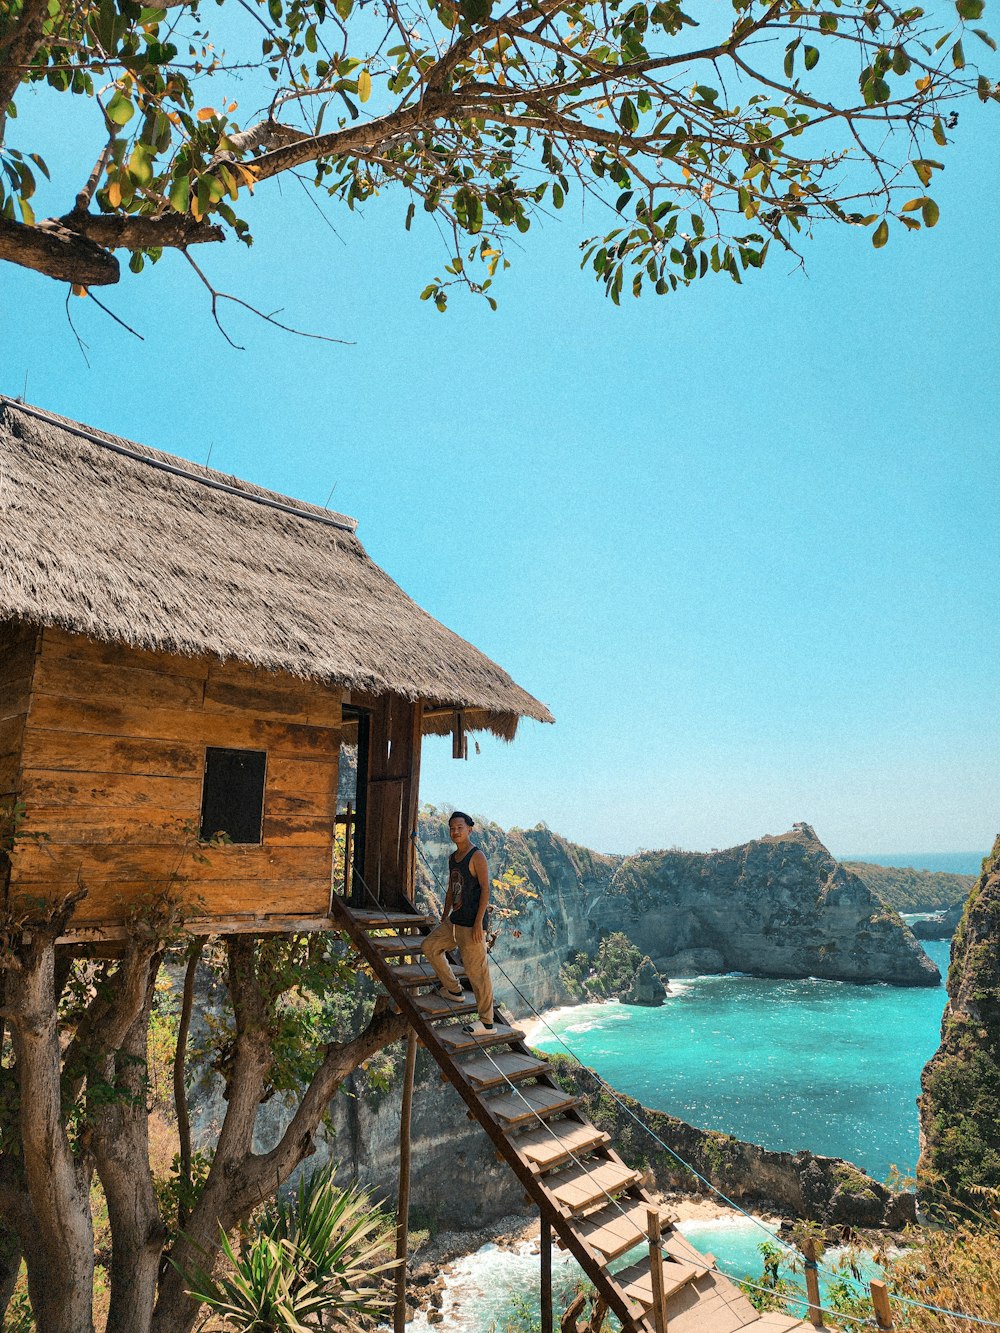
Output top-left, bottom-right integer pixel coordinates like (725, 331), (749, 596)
(417, 813), (939, 1000)
(603, 823), (939, 985)
(918, 834), (1000, 1211)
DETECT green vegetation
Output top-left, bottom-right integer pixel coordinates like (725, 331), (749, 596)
(844, 863), (973, 914)
(559, 933), (663, 1003)
(180, 1166), (396, 1333)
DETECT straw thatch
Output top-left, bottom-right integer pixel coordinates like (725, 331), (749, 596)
(0, 398), (552, 737)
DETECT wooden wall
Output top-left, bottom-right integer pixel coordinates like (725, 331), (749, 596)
(8, 628), (345, 930)
(0, 621), (41, 900)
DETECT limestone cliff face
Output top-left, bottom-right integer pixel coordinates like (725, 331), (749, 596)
(599, 823), (939, 986)
(417, 811), (618, 1012)
(918, 836), (1000, 1209)
(418, 813), (939, 999)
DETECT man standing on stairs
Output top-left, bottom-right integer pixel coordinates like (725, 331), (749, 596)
(423, 812), (495, 1035)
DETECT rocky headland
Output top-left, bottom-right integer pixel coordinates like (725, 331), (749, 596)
(417, 812), (940, 1002)
(918, 834), (1000, 1210)
(845, 861), (974, 915)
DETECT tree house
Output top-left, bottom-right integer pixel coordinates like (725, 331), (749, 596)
(0, 398), (551, 938)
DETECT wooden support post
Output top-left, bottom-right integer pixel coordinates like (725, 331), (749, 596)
(540, 1215), (553, 1333)
(870, 1280), (894, 1331)
(394, 1031), (418, 1333)
(452, 710), (466, 760)
(646, 1206), (668, 1333)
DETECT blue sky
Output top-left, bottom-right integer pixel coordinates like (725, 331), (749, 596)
(1, 76), (997, 857)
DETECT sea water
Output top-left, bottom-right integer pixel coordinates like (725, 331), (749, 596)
(531, 938), (952, 1183)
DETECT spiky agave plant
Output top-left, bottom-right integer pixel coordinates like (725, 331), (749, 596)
(181, 1166), (398, 1331)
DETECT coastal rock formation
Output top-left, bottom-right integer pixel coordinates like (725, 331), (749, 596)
(918, 835), (1000, 1210)
(622, 956), (668, 1006)
(599, 823), (939, 986)
(416, 812), (939, 999)
(909, 900), (966, 940)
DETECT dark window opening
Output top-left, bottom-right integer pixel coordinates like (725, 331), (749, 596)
(200, 747), (267, 844)
(335, 706), (370, 906)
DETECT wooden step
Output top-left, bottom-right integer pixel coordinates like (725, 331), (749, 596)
(369, 934), (428, 956)
(412, 991), (479, 1020)
(575, 1199), (669, 1263)
(436, 1022), (526, 1055)
(544, 1159), (640, 1214)
(484, 1083), (581, 1129)
(460, 1050), (550, 1091)
(615, 1254), (710, 1312)
(657, 1281), (760, 1333)
(515, 1118), (610, 1172)
(390, 962), (466, 987)
(345, 908), (436, 929)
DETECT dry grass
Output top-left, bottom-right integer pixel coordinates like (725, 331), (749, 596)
(891, 1216), (1000, 1331)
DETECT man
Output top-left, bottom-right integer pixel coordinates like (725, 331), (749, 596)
(422, 811), (495, 1035)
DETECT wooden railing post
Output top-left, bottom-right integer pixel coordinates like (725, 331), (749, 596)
(797, 1237), (824, 1329)
(540, 1214), (553, 1333)
(870, 1280), (895, 1331)
(646, 1206), (668, 1333)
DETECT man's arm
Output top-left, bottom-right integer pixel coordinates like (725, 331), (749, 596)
(471, 850), (491, 944)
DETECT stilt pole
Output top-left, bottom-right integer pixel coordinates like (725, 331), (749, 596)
(540, 1215), (553, 1333)
(394, 1030), (418, 1333)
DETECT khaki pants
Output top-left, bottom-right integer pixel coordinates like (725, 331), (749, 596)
(423, 920), (494, 1026)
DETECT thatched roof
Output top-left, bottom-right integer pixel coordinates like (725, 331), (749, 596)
(0, 398), (552, 736)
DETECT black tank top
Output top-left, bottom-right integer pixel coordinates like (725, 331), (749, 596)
(448, 847), (487, 928)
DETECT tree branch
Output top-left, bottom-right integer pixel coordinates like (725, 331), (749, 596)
(0, 0), (50, 116)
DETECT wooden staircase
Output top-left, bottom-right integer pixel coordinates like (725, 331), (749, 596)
(330, 899), (811, 1333)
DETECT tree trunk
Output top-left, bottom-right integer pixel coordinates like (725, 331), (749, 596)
(7, 938), (96, 1333)
(92, 961), (167, 1333)
(151, 945), (409, 1333)
(0, 1217), (22, 1318)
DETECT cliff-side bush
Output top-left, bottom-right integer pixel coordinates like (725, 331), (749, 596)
(889, 1214), (1000, 1331)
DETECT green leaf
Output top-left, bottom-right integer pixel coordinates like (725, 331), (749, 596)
(358, 69), (372, 102)
(128, 144), (153, 187)
(911, 158), (939, 185)
(952, 37), (965, 65)
(106, 91), (135, 126)
(804, 45), (820, 69)
(619, 97), (639, 132)
(921, 197), (940, 226)
(892, 45), (910, 74)
(169, 175), (190, 213)
(956, 0), (984, 17)
(872, 218), (889, 248)
(972, 26), (997, 47)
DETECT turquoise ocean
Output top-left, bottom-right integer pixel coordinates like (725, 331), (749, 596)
(407, 853), (985, 1330)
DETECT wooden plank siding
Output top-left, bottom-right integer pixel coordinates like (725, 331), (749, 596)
(8, 628), (346, 930)
(1, 620), (41, 907)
